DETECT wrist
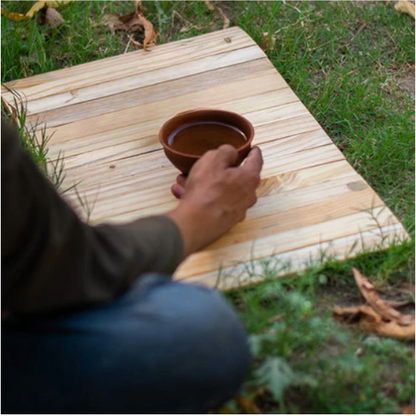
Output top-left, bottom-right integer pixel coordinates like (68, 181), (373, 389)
(166, 200), (217, 257)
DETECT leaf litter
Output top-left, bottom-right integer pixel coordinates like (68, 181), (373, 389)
(101, 1), (157, 51)
(260, 32), (277, 53)
(395, 1), (415, 19)
(1, 1), (70, 22)
(43, 7), (65, 29)
(205, 0), (230, 30)
(333, 268), (415, 340)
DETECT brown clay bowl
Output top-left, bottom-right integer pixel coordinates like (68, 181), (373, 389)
(159, 108), (254, 174)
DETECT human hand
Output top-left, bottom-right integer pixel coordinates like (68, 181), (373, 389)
(167, 145), (263, 257)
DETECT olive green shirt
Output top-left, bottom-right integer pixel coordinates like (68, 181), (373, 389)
(2, 119), (184, 315)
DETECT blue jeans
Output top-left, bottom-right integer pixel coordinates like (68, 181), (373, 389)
(2, 274), (250, 413)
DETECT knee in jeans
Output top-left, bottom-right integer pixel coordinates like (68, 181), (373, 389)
(167, 283), (250, 356)
(174, 284), (239, 325)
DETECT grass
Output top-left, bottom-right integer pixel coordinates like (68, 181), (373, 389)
(1, 87), (68, 190)
(1, 1), (414, 413)
(230, 276), (414, 414)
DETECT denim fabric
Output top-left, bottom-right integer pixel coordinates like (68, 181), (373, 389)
(2, 275), (250, 413)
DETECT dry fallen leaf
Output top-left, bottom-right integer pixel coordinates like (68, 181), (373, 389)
(353, 268), (414, 326)
(334, 269), (415, 340)
(235, 395), (262, 414)
(134, 0), (144, 15)
(362, 318), (415, 340)
(2, 1), (70, 21)
(260, 32), (277, 53)
(1, 9), (27, 21)
(137, 13), (157, 51)
(205, 0), (230, 29)
(127, 34), (142, 49)
(333, 304), (382, 322)
(260, 33), (268, 52)
(385, 298), (414, 308)
(118, 11), (144, 31)
(334, 305), (415, 340)
(101, 14), (121, 34)
(44, 7), (65, 29)
(395, 1), (415, 19)
(102, 8), (156, 51)
(402, 405), (415, 414)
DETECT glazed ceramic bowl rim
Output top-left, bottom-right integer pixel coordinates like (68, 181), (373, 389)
(159, 108), (254, 159)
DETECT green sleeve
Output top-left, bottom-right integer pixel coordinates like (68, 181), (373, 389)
(2, 118), (184, 315)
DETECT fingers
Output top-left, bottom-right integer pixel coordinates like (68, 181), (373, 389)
(171, 183), (185, 199)
(176, 174), (187, 188)
(206, 144), (239, 168)
(170, 174), (187, 199)
(241, 146), (263, 176)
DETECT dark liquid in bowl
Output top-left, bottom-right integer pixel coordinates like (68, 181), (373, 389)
(167, 121), (247, 156)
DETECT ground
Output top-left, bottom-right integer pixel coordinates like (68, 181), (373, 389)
(1, 1), (415, 413)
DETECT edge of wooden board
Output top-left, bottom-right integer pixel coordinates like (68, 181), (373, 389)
(176, 223), (409, 289)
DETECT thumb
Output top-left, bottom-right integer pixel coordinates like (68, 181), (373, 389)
(241, 146), (263, 176)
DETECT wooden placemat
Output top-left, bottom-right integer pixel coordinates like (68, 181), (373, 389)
(2, 27), (409, 289)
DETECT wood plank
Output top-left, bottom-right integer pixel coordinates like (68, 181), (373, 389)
(2, 27), (249, 90)
(179, 223), (407, 288)
(24, 45), (267, 117)
(50, 99), (314, 171)
(2, 27), (255, 105)
(37, 71), (287, 143)
(255, 159), (355, 197)
(48, 88), (301, 163)
(99, 157), (356, 225)
(26, 58), (276, 128)
(208, 185), (383, 251)
(58, 133), (341, 207)
(175, 206), (399, 279)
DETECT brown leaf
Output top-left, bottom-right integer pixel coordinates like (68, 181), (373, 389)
(260, 32), (269, 52)
(101, 8), (156, 51)
(1, 9), (26, 21)
(44, 7), (65, 29)
(205, 0), (230, 29)
(102, 11), (143, 33)
(402, 405), (415, 414)
(395, 1), (415, 19)
(134, 0), (144, 15)
(101, 14), (120, 34)
(127, 34), (142, 49)
(118, 11), (144, 32)
(260, 32), (276, 53)
(361, 318), (415, 340)
(235, 395), (262, 414)
(137, 13), (157, 51)
(333, 304), (383, 322)
(384, 298), (414, 308)
(333, 304), (415, 340)
(26, 1), (71, 19)
(2, 1), (70, 21)
(353, 268), (414, 326)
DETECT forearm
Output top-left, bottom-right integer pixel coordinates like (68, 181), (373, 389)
(2, 119), (184, 314)
(167, 201), (223, 257)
